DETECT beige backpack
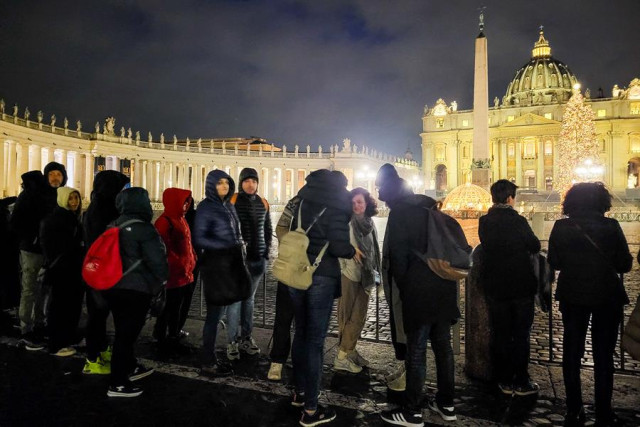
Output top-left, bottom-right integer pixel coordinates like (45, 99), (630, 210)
(272, 200), (328, 290)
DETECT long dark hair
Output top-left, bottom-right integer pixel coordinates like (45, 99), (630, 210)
(562, 182), (612, 216)
(350, 187), (378, 217)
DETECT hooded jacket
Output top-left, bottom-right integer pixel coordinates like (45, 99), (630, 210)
(193, 170), (243, 251)
(387, 194), (461, 330)
(83, 170), (131, 246)
(294, 169), (355, 280)
(111, 187), (168, 295)
(479, 205), (541, 301)
(10, 170), (50, 252)
(234, 168), (272, 261)
(43, 161), (68, 214)
(40, 187), (84, 269)
(155, 188), (197, 289)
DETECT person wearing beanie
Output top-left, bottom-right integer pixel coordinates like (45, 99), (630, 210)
(225, 168), (272, 359)
(43, 161), (68, 214)
(379, 163), (461, 425)
(10, 170), (50, 350)
(287, 169), (357, 426)
(374, 164), (412, 392)
(39, 187), (85, 357)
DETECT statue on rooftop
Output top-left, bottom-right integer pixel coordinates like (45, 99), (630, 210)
(342, 138), (351, 152)
(104, 117), (116, 135)
(51, 114), (56, 127)
(24, 107), (30, 120)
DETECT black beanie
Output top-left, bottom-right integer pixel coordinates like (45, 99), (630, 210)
(43, 161), (68, 187)
(239, 168), (259, 184)
(375, 163), (400, 188)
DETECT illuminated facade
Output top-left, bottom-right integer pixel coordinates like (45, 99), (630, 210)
(421, 30), (640, 195)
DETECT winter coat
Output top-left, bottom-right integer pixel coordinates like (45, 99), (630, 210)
(111, 187), (168, 295)
(193, 170), (243, 251)
(387, 194), (460, 331)
(43, 161), (69, 215)
(10, 171), (50, 253)
(295, 169), (356, 281)
(623, 291), (640, 361)
(83, 170), (131, 246)
(233, 191), (273, 261)
(478, 205), (541, 301)
(39, 188), (84, 287)
(0, 196), (20, 308)
(155, 188), (197, 289)
(548, 214), (632, 306)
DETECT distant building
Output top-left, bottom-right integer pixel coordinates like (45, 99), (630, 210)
(421, 29), (640, 195)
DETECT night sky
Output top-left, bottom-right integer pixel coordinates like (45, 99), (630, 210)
(1, 0), (638, 158)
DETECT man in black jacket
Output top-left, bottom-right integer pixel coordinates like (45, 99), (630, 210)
(478, 179), (541, 396)
(11, 171), (50, 349)
(226, 168), (272, 359)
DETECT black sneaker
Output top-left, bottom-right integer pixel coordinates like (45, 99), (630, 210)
(300, 405), (336, 427)
(107, 384), (143, 398)
(291, 392), (305, 408)
(380, 407), (423, 427)
(20, 333), (45, 351)
(514, 381), (540, 396)
(428, 399), (457, 421)
(201, 362), (233, 377)
(129, 364), (154, 381)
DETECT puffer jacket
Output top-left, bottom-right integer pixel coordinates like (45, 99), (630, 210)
(83, 170), (131, 246)
(10, 170), (49, 253)
(295, 169), (355, 280)
(548, 213), (632, 306)
(388, 194), (460, 331)
(193, 170), (243, 251)
(111, 187), (168, 295)
(478, 205), (541, 301)
(233, 191), (272, 261)
(39, 187), (84, 267)
(155, 188), (196, 289)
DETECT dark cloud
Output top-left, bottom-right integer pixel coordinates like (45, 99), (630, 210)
(0, 0), (638, 158)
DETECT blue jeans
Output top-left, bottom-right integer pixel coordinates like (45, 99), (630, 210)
(226, 259), (265, 343)
(202, 303), (225, 364)
(405, 322), (455, 410)
(289, 275), (339, 411)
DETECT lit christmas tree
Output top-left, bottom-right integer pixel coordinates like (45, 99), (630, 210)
(554, 85), (601, 198)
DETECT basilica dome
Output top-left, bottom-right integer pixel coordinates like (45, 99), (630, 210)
(503, 30), (578, 107)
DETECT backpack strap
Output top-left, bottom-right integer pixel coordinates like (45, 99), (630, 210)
(295, 199), (329, 267)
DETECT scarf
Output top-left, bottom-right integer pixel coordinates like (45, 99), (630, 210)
(351, 215), (378, 289)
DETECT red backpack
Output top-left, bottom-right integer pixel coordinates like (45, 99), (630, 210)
(82, 219), (143, 290)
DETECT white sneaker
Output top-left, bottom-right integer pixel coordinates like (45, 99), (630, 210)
(267, 362), (283, 381)
(349, 349), (370, 367)
(239, 337), (260, 355)
(333, 355), (362, 373)
(53, 347), (77, 357)
(227, 342), (240, 361)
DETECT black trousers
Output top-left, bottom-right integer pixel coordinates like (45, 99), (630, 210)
(487, 296), (535, 386)
(103, 288), (151, 386)
(560, 300), (622, 422)
(154, 281), (196, 339)
(47, 266), (84, 351)
(269, 282), (295, 363)
(86, 288), (110, 360)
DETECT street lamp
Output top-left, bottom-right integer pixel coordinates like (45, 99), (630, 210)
(574, 158), (604, 183)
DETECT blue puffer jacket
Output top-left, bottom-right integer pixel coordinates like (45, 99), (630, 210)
(193, 170), (243, 251)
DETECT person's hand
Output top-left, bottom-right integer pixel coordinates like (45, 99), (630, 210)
(353, 247), (365, 265)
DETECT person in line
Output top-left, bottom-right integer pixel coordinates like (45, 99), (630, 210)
(267, 195), (299, 381)
(11, 171), (51, 350)
(104, 187), (168, 398)
(288, 169), (357, 427)
(152, 188), (197, 353)
(479, 179), (541, 397)
(226, 168), (272, 360)
(43, 161), (67, 211)
(334, 187), (380, 373)
(0, 196), (19, 333)
(375, 164), (414, 392)
(193, 170), (245, 377)
(82, 170), (131, 375)
(548, 182), (632, 427)
(378, 164), (459, 427)
(39, 187), (85, 357)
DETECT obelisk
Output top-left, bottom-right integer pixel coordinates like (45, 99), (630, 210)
(471, 8), (491, 190)
(465, 8), (494, 382)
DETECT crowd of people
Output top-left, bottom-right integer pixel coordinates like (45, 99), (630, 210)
(1, 160), (639, 427)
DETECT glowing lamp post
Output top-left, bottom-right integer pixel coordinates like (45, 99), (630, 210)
(355, 166), (377, 192)
(574, 158), (604, 183)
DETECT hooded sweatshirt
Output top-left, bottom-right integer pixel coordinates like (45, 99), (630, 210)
(43, 161), (69, 214)
(40, 187), (83, 266)
(10, 170), (49, 252)
(155, 188), (197, 288)
(111, 187), (168, 295)
(193, 170), (243, 251)
(83, 170), (131, 246)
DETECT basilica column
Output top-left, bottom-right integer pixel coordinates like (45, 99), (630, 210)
(84, 153), (94, 198)
(537, 139), (545, 190)
(515, 139), (522, 186)
(500, 139), (507, 179)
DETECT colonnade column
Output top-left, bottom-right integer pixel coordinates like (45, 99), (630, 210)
(292, 168), (299, 198)
(279, 167), (287, 204)
(84, 153), (94, 199)
(0, 140), (5, 197)
(74, 152), (83, 194)
(194, 164), (203, 202)
(6, 141), (17, 196)
(17, 142), (29, 179)
(59, 149), (67, 168)
(158, 161), (166, 196)
(46, 147), (54, 165)
(145, 160), (153, 198)
(31, 146), (42, 172)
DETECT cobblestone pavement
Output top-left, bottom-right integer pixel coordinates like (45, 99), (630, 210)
(190, 218), (640, 374)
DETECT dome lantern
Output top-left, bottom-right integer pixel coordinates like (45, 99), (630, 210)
(531, 27), (551, 58)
